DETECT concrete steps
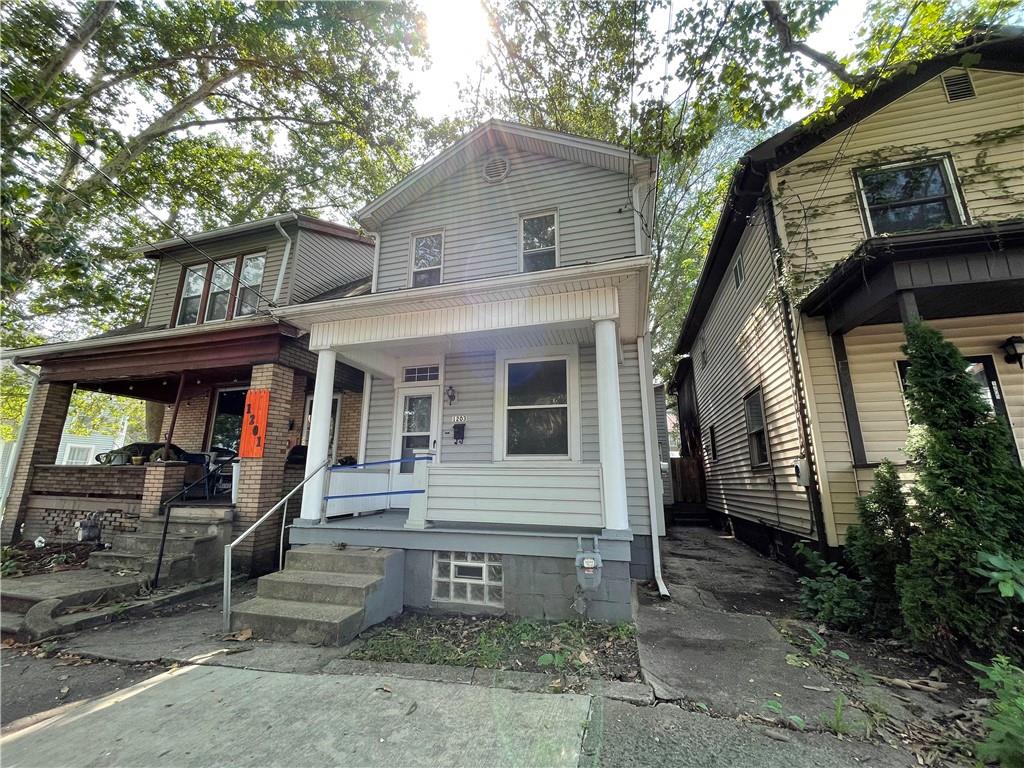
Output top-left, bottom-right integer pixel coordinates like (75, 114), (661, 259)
(230, 545), (404, 646)
(87, 507), (232, 585)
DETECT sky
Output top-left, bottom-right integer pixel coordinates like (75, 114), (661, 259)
(411, 0), (870, 123)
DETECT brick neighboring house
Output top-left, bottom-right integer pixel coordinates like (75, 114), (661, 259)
(2, 213), (373, 573)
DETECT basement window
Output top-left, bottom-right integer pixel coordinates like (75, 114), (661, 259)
(433, 551), (503, 606)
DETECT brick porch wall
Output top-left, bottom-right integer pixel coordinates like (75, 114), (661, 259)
(2, 380), (73, 542)
(233, 363), (294, 574)
(159, 386), (212, 452)
(338, 391), (362, 460)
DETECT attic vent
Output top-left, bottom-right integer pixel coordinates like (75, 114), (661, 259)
(482, 156), (510, 183)
(941, 70), (975, 102)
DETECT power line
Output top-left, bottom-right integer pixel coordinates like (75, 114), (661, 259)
(2, 87), (280, 309)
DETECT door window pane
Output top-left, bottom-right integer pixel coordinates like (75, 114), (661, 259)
(403, 395), (432, 433)
(235, 254), (265, 317)
(205, 258), (236, 322)
(177, 267), (206, 325)
(210, 389), (247, 453)
(401, 435), (430, 474)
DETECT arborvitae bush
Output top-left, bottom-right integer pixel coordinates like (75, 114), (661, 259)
(845, 459), (912, 632)
(895, 321), (1024, 659)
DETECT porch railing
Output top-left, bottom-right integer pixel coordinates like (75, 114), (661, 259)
(221, 458), (327, 632)
(323, 455), (433, 517)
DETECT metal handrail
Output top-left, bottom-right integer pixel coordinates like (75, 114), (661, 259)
(328, 456), (434, 472)
(153, 458), (237, 588)
(222, 458), (328, 632)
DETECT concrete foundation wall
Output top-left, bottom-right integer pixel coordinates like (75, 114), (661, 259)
(400, 549), (632, 623)
(629, 535), (654, 581)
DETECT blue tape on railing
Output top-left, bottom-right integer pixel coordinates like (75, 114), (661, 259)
(329, 456), (434, 472)
(323, 489), (425, 500)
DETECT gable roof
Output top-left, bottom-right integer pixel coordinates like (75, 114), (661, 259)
(355, 119), (657, 231)
(131, 212), (371, 257)
(673, 28), (1024, 358)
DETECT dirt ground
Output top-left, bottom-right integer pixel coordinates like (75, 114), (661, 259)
(1, 541), (97, 578)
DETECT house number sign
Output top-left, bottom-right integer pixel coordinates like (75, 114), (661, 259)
(451, 415), (468, 423)
(239, 389), (270, 458)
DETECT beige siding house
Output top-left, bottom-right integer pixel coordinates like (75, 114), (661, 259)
(672, 33), (1023, 555)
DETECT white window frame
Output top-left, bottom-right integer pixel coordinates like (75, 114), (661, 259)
(204, 257), (237, 324)
(409, 229), (445, 288)
(519, 209), (560, 273)
(63, 444), (96, 465)
(733, 252), (744, 289)
(742, 386), (771, 469)
(493, 346), (580, 462)
(302, 391), (343, 461)
(853, 155), (968, 238)
(176, 265), (207, 327)
(206, 385), (249, 452)
(233, 251), (267, 318)
(389, 355), (445, 470)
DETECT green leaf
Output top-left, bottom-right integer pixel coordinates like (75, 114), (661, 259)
(998, 581), (1014, 598)
(761, 700), (783, 714)
(959, 52), (982, 68)
(830, 650), (850, 661)
(786, 715), (807, 730)
(537, 653), (555, 667)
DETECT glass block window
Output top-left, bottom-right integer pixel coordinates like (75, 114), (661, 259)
(403, 365), (440, 382)
(433, 551), (503, 607)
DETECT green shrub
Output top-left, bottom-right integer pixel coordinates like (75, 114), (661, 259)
(845, 459), (912, 632)
(968, 655), (1024, 768)
(895, 321), (1024, 658)
(794, 542), (869, 630)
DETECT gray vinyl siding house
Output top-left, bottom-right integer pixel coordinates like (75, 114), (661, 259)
(277, 120), (667, 621)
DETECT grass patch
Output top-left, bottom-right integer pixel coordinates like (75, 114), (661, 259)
(350, 613), (639, 681)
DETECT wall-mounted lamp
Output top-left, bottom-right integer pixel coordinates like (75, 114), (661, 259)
(1000, 336), (1024, 368)
(445, 385), (457, 405)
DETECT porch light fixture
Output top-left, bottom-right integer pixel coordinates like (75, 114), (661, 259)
(445, 385), (457, 405)
(1000, 336), (1024, 368)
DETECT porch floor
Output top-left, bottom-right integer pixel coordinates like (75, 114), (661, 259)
(317, 509), (613, 537)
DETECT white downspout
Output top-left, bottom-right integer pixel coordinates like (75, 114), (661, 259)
(369, 232), (381, 293)
(638, 334), (670, 598)
(0, 362), (39, 522)
(272, 216), (296, 305)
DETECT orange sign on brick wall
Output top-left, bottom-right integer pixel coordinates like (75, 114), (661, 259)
(239, 389), (270, 458)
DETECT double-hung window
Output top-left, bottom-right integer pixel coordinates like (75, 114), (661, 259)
(176, 266), (207, 326)
(205, 258), (236, 322)
(856, 157), (965, 236)
(411, 231), (443, 287)
(235, 254), (265, 317)
(743, 387), (770, 468)
(521, 211), (558, 272)
(505, 358), (569, 456)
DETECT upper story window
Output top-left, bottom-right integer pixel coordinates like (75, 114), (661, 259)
(521, 211), (558, 272)
(733, 253), (744, 288)
(743, 387), (770, 468)
(173, 251), (266, 327)
(411, 231), (443, 287)
(236, 254), (265, 317)
(856, 157), (965, 236)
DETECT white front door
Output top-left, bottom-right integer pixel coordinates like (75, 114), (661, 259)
(390, 385), (440, 508)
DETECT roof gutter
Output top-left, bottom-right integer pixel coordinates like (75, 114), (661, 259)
(272, 218), (296, 304)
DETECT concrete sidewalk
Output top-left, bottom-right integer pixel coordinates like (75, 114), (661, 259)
(1, 663), (591, 768)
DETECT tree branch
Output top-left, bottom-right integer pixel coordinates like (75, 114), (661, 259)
(22, 1), (117, 112)
(761, 1), (864, 86)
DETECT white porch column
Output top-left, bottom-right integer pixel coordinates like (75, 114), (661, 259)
(300, 349), (337, 521)
(595, 318), (629, 531)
